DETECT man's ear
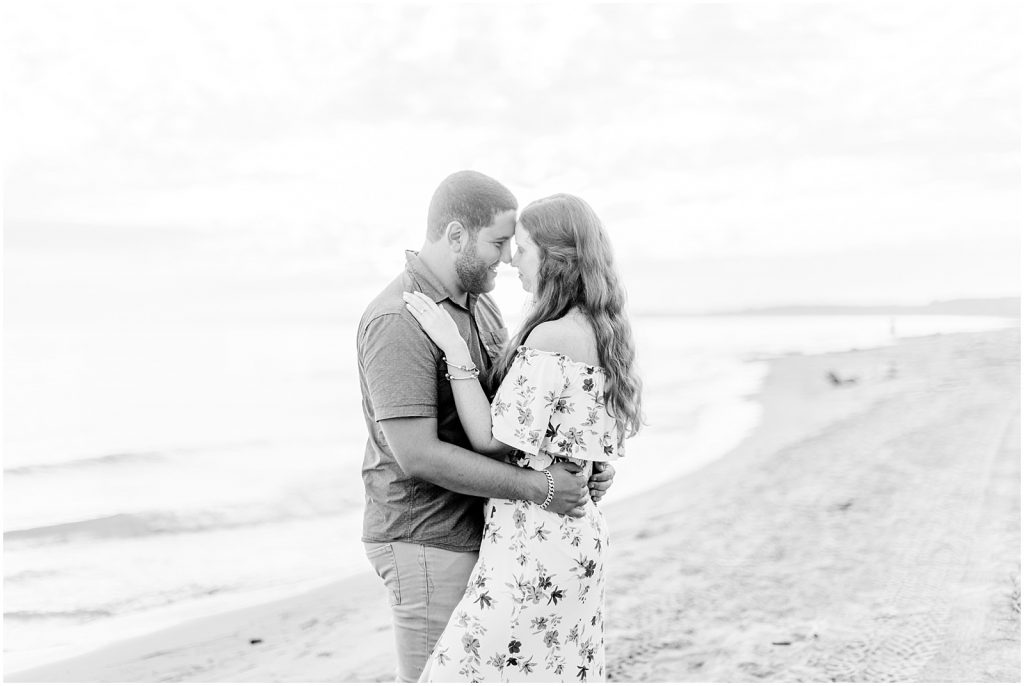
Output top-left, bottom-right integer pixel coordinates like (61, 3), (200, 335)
(444, 221), (468, 253)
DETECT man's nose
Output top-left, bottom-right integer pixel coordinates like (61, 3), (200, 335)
(501, 242), (513, 264)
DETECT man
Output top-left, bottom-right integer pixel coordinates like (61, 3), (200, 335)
(357, 170), (615, 682)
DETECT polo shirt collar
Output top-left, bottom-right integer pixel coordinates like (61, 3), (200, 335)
(404, 250), (477, 312)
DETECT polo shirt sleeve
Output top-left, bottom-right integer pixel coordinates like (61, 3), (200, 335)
(360, 312), (438, 421)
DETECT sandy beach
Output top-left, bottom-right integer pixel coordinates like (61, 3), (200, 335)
(8, 327), (1019, 683)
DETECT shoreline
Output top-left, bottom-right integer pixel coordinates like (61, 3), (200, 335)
(7, 327), (1019, 682)
(605, 328), (1020, 681)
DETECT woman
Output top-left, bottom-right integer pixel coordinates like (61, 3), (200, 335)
(402, 194), (643, 682)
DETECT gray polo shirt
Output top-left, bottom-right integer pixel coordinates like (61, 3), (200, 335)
(358, 251), (508, 552)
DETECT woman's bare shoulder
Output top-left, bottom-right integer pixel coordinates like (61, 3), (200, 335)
(523, 315), (600, 367)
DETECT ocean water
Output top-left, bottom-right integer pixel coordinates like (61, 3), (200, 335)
(4, 241), (1014, 674)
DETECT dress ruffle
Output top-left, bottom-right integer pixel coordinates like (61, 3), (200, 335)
(490, 346), (624, 462)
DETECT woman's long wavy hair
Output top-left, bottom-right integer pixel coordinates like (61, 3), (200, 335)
(490, 194), (644, 445)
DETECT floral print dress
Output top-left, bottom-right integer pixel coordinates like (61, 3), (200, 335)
(420, 346), (625, 683)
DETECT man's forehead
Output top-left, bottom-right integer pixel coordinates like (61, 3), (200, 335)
(478, 209), (517, 239)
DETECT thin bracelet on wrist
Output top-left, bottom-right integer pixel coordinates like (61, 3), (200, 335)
(539, 469), (555, 510)
(443, 356), (479, 382)
(443, 356), (479, 374)
(445, 372), (478, 381)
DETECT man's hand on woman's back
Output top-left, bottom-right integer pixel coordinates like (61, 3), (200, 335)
(544, 461), (591, 518)
(588, 461), (615, 503)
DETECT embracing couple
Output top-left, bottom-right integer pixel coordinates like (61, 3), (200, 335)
(357, 171), (642, 682)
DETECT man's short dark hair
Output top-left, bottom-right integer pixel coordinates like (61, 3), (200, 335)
(427, 170), (517, 241)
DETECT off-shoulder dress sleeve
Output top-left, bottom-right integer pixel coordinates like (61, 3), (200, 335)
(490, 348), (568, 456)
(490, 347), (624, 461)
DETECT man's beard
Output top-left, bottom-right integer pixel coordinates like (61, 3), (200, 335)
(455, 237), (494, 294)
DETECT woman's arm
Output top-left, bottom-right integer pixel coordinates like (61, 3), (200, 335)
(403, 291), (510, 456)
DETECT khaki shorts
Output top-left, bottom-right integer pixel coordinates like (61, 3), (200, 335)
(364, 541), (478, 682)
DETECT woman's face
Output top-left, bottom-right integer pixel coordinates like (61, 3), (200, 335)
(510, 224), (541, 294)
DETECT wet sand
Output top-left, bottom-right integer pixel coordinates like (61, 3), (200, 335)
(9, 328), (1019, 683)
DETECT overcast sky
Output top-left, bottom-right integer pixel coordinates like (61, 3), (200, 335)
(3, 1), (1019, 309)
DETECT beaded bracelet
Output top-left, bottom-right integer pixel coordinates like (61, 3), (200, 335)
(539, 469), (555, 510)
(443, 357), (479, 374)
(445, 372), (478, 381)
(443, 357), (479, 381)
